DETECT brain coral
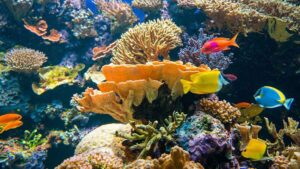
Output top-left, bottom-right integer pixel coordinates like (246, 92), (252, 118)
(56, 147), (124, 169)
(75, 123), (131, 161)
(5, 48), (47, 73)
(111, 19), (182, 64)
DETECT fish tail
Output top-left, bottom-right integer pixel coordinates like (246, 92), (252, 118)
(230, 33), (239, 48)
(180, 79), (192, 94)
(283, 98), (294, 110)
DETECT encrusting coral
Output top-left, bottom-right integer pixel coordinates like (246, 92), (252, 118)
(125, 146), (204, 169)
(116, 112), (186, 159)
(198, 98), (241, 124)
(111, 20), (182, 64)
(176, 0), (300, 42)
(5, 48), (47, 73)
(74, 61), (211, 122)
(132, 0), (163, 12)
(32, 64), (85, 95)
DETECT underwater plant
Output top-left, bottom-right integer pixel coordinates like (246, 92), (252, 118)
(116, 112), (186, 159)
(20, 129), (47, 150)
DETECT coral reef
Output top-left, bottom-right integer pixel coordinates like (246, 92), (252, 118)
(125, 146), (204, 169)
(176, 0), (300, 41)
(55, 147), (124, 169)
(179, 29), (233, 70)
(116, 112), (186, 159)
(198, 98), (241, 124)
(1, 0), (33, 21)
(30, 100), (64, 123)
(132, 0), (163, 12)
(5, 48), (47, 73)
(111, 20), (182, 64)
(60, 108), (92, 127)
(74, 61), (211, 122)
(32, 64), (85, 95)
(95, 0), (137, 33)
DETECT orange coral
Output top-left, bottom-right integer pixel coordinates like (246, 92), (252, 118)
(74, 61), (212, 122)
(23, 19), (48, 36)
(23, 20), (61, 42)
(92, 41), (118, 61)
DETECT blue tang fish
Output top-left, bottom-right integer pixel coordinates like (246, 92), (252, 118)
(254, 86), (294, 110)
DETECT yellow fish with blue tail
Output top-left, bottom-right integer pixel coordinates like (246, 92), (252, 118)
(242, 139), (267, 160)
(254, 86), (294, 110)
(180, 70), (229, 94)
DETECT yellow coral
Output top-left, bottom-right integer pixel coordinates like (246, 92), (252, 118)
(132, 0), (163, 11)
(32, 64), (85, 95)
(111, 20), (182, 64)
(5, 48), (47, 73)
(198, 98), (241, 124)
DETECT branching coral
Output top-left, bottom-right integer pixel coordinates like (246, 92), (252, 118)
(125, 146), (204, 169)
(283, 117), (300, 146)
(116, 112), (186, 159)
(179, 29), (233, 70)
(132, 0), (163, 12)
(176, 0), (300, 41)
(235, 122), (262, 150)
(74, 61), (211, 122)
(32, 64), (85, 95)
(5, 48), (47, 73)
(92, 41), (117, 61)
(95, 0), (137, 33)
(198, 98), (241, 124)
(264, 117), (286, 153)
(55, 147), (124, 169)
(111, 20), (182, 64)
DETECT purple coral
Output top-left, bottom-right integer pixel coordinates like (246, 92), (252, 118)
(179, 29), (233, 70)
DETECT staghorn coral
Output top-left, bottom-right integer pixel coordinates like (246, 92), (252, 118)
(5, 48), (47, 73)
(95, 0), (137, 33)
(55, 147), (124, 169)
(116, 112), (186, 159)
(32, 64), (85, 95)
(179, 29), (233, 70)
(283, 117), (300, 146)
(264, 117), (286, 153)
(125, 146), (204, 169)
(198, 98), (241, 124)
(176, 0), (300, 41)
(111, 20), (182, 64)
(132, 0), (163, 12)
(74, 61), (211, 122)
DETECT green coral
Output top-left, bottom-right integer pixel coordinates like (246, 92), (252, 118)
(20, 129), (47, 150)
(116, 112), (186, 159)
(32, 64), (85, 95)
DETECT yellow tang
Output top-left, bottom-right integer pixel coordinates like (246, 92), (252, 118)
(242, 139), (267, 160)
(180, 70), (229, 95)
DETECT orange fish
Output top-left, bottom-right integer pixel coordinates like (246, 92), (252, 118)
(0, 113), (23, 134)
(234, 102), (252, 109)
(0, 113), (22, 124)
(201, 33), (239, 54)
(1, 121), (23, 133)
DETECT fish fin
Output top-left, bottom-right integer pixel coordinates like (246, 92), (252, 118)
(283, 98), (294, 110)
(180, 79), (192, 94)
(230, 33), (239, 48)
(211, 37), (229, 41)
